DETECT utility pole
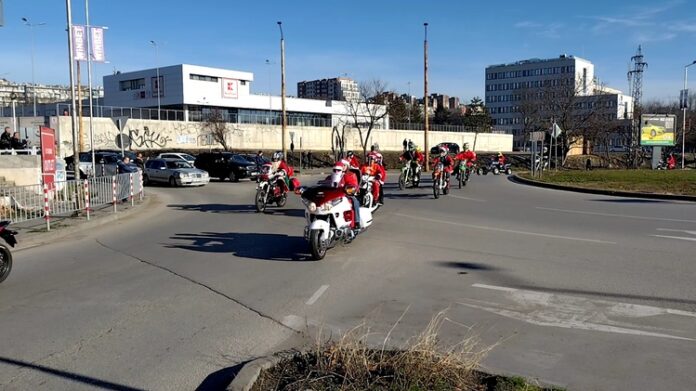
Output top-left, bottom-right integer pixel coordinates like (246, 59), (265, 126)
(627, 45), (647, 168)
(681, 61), (696, 169)
(423, 22), (430, 172)
(22, 17), (45, 117)
(150, 40), (161, 120)
(278, 21), (287, 157)
(66, 0), (80, 180)
(85, 0), (96, 175)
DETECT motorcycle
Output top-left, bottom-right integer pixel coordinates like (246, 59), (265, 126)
(255, 164), (288, 213)
(479, 160), (512, 175)
(455, 160), (473, 188)
(0, 221), (18, 284)
(299, 184), (373, 260)
(432, 163), (450, 199)
(398, 160), (421, 190)
(359, 173), (376, 208)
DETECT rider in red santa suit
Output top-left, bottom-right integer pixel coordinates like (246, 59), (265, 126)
(326, 162), (361, 230)
(360, 154), (386, 206)
(431, 146), (454, 187)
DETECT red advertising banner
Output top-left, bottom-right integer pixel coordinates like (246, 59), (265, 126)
(40, 127), (56, 189)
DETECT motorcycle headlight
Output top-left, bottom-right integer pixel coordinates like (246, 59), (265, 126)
(307, 201), (317, 213)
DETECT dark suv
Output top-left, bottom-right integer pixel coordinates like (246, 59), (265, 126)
(194, 152), (255, 182)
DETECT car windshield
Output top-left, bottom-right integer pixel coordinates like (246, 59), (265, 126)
(166, 161), (193, 169)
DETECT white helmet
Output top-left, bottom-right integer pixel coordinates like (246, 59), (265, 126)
(272, 151), (283, 162)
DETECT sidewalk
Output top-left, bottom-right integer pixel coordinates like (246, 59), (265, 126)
(13, 195), (154, 251)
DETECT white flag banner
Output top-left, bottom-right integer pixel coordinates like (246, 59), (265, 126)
(90, 27), (106, 62)
(551, 123), (563, 138)
(72, 25), (88, 61)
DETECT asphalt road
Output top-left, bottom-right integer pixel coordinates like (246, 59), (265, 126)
(1, 171), (695, 390)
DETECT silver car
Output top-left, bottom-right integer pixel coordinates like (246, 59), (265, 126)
(144, 158), (209, 187)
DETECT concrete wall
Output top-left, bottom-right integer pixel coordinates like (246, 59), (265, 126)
(0, 155), (42, 187)
(52, 116), (513, 157)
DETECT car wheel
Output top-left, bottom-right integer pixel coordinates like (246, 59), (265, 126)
(169, 177), (177, 187)
(228, 171), (238, 182)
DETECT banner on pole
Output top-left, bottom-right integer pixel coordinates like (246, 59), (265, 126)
(90, 26), (106, 62)
(40, 127), (56, 189)
(680, 89), (689, 109)
(72, 25), (88, 61)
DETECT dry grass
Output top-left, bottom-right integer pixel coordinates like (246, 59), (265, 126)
(250, 310), (555, 391)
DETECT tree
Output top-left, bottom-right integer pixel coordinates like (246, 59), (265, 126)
(344, 79), (389, 157)
(408, 103), (423, 124)
(203, 109), (231, 151)
(433, 105), (450, 125)
(387, 97), (410, 124)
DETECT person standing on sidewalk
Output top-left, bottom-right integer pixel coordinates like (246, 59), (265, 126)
(307, 150), (313, 169)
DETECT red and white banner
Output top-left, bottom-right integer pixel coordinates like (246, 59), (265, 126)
(72, 25), (88, 61)
(90, 26), (106, 62)
(39, 127), (56, 189)
(222, 78), (239, 99)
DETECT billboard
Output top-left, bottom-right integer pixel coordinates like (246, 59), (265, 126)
(640, 114), (676, 146)
(222, 78), (239, 99)
(40, 127), (56, 189)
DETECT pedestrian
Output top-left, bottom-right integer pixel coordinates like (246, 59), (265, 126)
(10, 132), (28, 151)
(0, 127), (12, 150)
(117, 156), (138, 174)
(135, 152), (145, 170)
(301, 151), (307, 169)
(307, 150), (313, 169)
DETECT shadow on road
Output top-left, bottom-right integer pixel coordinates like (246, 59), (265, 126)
(384, 193), (430, 199)
(165, 232), (310, 261)
(168, 203), (305, 217)
(0, 356), (145, 391)
(196, 360), (249, 391)
(433, 261), (499, 271)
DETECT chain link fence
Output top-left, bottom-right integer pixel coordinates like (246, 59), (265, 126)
(0, 172), (143, 229)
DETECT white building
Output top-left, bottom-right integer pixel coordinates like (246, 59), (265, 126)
(103, 64), (384, 128)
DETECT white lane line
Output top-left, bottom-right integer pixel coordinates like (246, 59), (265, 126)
(465, 283), (696, 341)
(394, 213), (616, 244)
(449, 194), (487, 202)
(650, 235), (696, 242)
(305, 284), (330, 305)
(535, 206), (696, 224)
(656, 228), (696, 235)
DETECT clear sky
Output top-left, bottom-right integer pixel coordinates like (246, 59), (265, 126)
(2, 0), (695, 103)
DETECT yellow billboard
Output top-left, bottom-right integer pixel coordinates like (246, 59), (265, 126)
(640, 114), (676, 146)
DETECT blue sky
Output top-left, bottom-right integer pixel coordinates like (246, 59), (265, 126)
(2, 0), (695, 103)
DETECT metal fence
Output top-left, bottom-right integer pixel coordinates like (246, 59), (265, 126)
(0, 172), (144, 229)
(390, 122), (508, 134)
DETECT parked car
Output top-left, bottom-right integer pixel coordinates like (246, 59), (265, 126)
(156, 152), (196, 165)
(194, 152), (256, 182)
(144, 158), (209, 187)
(430, 142), (460, 155)
(65, 151), (134, 178)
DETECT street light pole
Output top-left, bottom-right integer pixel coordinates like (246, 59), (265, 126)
(266, 59), (273, 124)
(682, 61), (696, 169)
(22, 17), (46, 117)
(85, 0), (96, 176)
(278, 21), (287, 157)
(423, 22), (430, 172)
(65, 0), (80, 180)
(150, 40), (161, 120)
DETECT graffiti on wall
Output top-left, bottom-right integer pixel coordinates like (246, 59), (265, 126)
(129, 126), (172, 148)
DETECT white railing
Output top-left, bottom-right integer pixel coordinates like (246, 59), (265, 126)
(0, 172), (144, 229)
(0, 147), (40, 155)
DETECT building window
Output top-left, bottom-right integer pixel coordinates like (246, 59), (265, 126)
(119, 78), (145, 91)
(190, 74), (219, 82)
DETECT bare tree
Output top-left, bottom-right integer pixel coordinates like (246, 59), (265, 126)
(344, 79), (389, 157)
(203, 109), (231, 151)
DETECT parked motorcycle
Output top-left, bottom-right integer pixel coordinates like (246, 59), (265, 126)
(299, 185), (373, 260)
(432, 163), (450, 199)
(398, 160), (421, 190)
(255, 164), (288, 213)
(0, 221), (18, 284)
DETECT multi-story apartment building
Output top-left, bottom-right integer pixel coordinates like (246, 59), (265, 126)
(0, 78), (103, 110)
(448, 96), (460, 110)
(485, 55), (599, 149)
(297, 77), (359, 101)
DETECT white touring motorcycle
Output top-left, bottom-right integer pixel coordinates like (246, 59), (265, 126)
(299, 170), (374, 260)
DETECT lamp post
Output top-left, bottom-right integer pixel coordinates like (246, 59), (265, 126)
(149, 40), (161, 120)
(65, 0), (81, 181)
(278, 22), (287, 157)
(681, 60), (696, 169)
(423, 22), (430, 172)
(22, 17), (46, 117)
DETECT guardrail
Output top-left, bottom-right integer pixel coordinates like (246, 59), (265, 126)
(0, 147), (40, 156)
(0, 172), (144, 230)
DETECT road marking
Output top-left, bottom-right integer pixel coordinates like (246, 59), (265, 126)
(535, 206), (696, 224)
(305, 284), (330, 305)
(656, 228), (696, 235)
(463, 283), (696, 341)
(650, 235), (696, 242)
(449, 194), (487, 202)
(394, 213), (616, 244)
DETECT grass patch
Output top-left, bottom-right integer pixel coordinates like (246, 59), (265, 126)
(251, 311), (562, 391)
(518, 169), (696, 196)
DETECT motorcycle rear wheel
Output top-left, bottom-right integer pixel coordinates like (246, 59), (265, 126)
(0, 245), (12, 284)
(276, 194), (287, 207)
(398, 173), (406, 190)
(309, 230), (327, 260)
(255, 189), (267, 213)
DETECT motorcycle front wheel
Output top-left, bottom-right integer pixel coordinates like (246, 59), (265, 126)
(276, 194), (287, 207)
(309, 230), (327, 260)
(398, 173), (406, 190)
(0, 245), (12, 284)
(255, 189), (267, 213)
(433, 179), (440, 199)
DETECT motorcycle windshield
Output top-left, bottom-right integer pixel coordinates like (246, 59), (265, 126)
(301, 186), (345, 206)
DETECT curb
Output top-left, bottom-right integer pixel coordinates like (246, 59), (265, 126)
(511, 174), (696, 202)
(15, 195), (155, 252)
(227, 353), (287, 391)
